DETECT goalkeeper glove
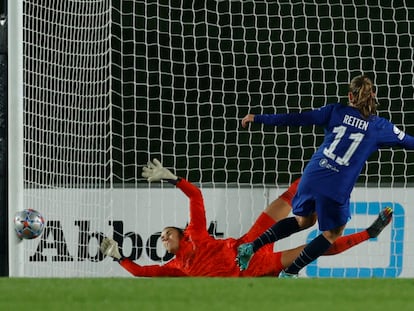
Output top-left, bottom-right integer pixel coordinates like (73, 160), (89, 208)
(100, 237), (122, 261)
(142, 158), (178, 182)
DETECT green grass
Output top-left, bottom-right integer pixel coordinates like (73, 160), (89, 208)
(1, 278), (413, 311)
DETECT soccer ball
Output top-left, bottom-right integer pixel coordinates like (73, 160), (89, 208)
(14, 209), (46, 239)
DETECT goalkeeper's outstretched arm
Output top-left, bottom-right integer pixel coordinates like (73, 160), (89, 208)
(100, 237), (186, 277)
(141, 158), (206, 230)
(100, 237), (122, 260)
(141, 159), (179, 184)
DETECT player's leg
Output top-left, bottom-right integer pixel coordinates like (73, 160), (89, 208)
(279, 226), (365, 274)
(281, 195), (349, 277)
(253, 214), (316, 252)
(279, 207), (393, 272)
(282, 224), (345, 277)
(237, 213), (315, 271)
(280, 245), (306, 269)
(280, 229), (369, 267)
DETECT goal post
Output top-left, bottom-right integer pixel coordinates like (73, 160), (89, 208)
(6, 0), (414, 277)
(8, 0), (24, 277)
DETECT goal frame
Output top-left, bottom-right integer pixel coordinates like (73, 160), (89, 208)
(8, 0), (24, 277)
(5, 0), (414, 278)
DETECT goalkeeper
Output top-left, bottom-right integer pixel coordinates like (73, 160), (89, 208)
(101, 159), (392, 277)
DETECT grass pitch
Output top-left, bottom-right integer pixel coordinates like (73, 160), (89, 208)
(1, 278), (413, 311)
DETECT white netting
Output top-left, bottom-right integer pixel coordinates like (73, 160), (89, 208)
(112, 1), (414, 186)
(21, 0), (112, 276)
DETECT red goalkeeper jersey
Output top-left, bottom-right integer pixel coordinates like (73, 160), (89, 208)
(119, 178), (288, 277)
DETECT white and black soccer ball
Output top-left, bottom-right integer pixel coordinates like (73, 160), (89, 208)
(14, 209), (45, 239)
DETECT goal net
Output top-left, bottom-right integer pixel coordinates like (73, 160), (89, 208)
(9, 0), (414, 277)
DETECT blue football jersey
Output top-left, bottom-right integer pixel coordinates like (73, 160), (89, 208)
(255, 103), (414, 203)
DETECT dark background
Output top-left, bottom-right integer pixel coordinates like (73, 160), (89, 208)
(22, 0), (414, 187)
(111, 0), (414, 185)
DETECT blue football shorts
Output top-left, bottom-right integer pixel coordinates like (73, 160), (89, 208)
(291, 186), (351, 231)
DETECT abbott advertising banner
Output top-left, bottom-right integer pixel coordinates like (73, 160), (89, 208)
(13, 187), (414, 278)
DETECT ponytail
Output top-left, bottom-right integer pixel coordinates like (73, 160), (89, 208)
(349, 75), (378, 119)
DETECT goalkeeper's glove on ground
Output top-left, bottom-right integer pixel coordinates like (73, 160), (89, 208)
(100, 237), (123, 261)
(142, 158), (178, 183)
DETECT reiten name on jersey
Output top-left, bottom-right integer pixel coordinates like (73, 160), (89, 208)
(342, 114), (369, 131)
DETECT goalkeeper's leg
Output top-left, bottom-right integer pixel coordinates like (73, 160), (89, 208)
(324, 207), (393, 255)
(366, 207), (393, 238)
(264, 178), (300, 222)
(278, 207), (393, 273)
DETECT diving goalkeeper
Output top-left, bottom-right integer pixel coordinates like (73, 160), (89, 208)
(100, 159), (392, 277)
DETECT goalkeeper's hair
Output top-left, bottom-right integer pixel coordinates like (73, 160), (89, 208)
(349, 74), (378, 119)
(163, 226), (185, 238)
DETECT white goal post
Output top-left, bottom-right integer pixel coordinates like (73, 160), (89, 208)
(7, 0), (414, 277)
